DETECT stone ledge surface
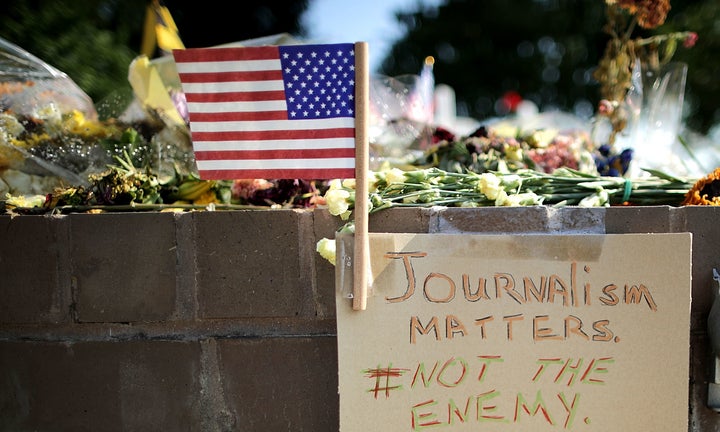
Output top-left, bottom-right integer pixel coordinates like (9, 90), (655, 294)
(1, 206), (720, 431)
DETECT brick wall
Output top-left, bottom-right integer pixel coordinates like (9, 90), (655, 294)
(1, 206), (719, 431)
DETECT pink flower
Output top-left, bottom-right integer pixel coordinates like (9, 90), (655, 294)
(598, 99), (615, 116)
(684, 32), (698, 48)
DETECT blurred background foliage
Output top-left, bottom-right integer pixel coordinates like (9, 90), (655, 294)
(0, 0), (717, 134)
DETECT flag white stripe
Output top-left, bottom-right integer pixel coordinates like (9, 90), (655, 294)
(175, 59), (281, 74)
(196, 158), (355, 170)
(190, 117), (354, 132)
(186, 100), (287, 113)
(193, 137), (355, 151)
(181, 80), (285, 93)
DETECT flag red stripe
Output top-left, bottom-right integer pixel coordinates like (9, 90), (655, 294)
(187, 111), (288, 122)
(190, 128), (355, 141)
(173, 46), (279, 62)
(198, 168), (355, 180)
(184, 90), (286, 103)
(194, 148), (355, 161)
(178, 70), (283, 83)
(174, 43), (357, 181)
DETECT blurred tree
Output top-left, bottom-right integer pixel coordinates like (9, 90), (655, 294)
(381, 0), (719, 133)
(0, 0), (309, 104)
(664, 0), (720, 133)
(0, 0), (715, 133)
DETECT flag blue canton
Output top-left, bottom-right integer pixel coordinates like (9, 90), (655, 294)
(279, 43), (355, 120)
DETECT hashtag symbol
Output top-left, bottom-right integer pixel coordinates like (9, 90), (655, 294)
(363, 364), (409, 399)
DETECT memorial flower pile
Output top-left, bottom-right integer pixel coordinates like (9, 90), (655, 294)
(323, 166), (694, 219)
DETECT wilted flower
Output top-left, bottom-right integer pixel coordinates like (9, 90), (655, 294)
(4, 193), (46, 208)
(616, 0), (670, 29)
(594, 0), (696, 144)
(682, 168), (720, 206)
(231, 178), (273, 200)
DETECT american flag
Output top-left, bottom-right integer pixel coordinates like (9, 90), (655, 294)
(173, 43), (356, 180)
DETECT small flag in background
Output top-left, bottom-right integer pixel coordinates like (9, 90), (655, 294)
(141, 0), (185, 57)
(173, 43), (357, 180)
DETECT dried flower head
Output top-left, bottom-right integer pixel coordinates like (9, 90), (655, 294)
(682, 168), (720, 206)
(615, 0), (670, 29)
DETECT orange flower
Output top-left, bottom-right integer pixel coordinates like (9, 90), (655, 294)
(682, 168), (720, 206)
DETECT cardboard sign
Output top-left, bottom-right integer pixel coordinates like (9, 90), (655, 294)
(336, 233), (692, 432)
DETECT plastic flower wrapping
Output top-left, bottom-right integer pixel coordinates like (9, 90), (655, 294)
(0, 35), (325, 213)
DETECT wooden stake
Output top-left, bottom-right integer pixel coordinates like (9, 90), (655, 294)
(352, 41), (370, 311)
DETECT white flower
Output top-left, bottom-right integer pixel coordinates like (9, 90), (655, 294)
(34, 103), (63, 136)
(579, 190), (610, 207)
(500, 174), (522, 191)
(478, 173), (502, 199)
(496, 191), (542, 207)
(316, 238), (336, 265)
(494, 189), (509, 206)
(0, 113), (25, 138)
(385, 168), (407, 186)
(325, 187), (352, 218)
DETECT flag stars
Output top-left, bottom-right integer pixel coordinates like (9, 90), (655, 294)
(279, 44), (355, 119)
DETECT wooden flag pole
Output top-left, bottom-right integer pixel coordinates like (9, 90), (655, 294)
(352, 41), (370, 311)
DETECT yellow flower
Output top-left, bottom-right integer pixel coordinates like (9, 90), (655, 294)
(5, 193), (46, 208)
(316, 237), (336, 265)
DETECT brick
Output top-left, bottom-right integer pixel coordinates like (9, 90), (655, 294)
(369, 207), (431, 233)
(69, 213), (177, 322)
(678, 206), (720, 329)
(433, 206), (551, 233)
(0, 340), (201, 432)
(0, 215), (69, 323)
(218, 337), (338, 432)
(194, 210), (311, 318)
(548, 207), (606, 233)
(605, 205), (673, 233)
(312, 209), (342, 318)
